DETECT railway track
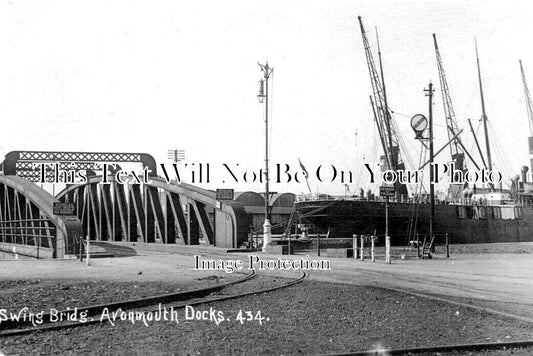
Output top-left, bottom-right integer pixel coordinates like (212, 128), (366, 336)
(0, 270), (306, 338)
(327, 339), (533, 355)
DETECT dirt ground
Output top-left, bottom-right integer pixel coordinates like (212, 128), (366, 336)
(0, 280), (532, 355)
(0, 244), (532, 355)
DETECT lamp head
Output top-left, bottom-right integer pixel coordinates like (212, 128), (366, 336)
(257, 79), (265, 103)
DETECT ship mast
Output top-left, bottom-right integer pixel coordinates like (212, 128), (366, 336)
(520, 60), (533, 135)
(519, 60), (533, 174)
(475, 39), (493, 176)
(467, 118), (488, 169)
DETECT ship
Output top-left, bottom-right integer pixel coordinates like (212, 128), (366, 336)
(294, 18), (533, 246)
(295, 189), (533, 245)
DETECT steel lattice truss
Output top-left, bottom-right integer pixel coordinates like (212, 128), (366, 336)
(18, 152), (142, 162)
(433, 34), (465, 170)
(358, 16), (403, 171)
(2, 151), (157, 183)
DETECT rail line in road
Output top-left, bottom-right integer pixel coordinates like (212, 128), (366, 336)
(0, 270), (306, 338)
(328, 339), (533, 355)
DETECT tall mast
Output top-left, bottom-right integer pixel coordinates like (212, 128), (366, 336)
(520, 60), (533, 135)
(467, 118), (488, 169)
(475, 39), (493, 174)
(520, 60), (533, 173)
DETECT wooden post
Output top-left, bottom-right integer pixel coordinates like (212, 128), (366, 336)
(353, 234), (358, 259)
(360, 235), (364, 261)
(371, 236), (375, 262)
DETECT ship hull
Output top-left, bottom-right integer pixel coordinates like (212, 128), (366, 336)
(294, 199), (533, 245)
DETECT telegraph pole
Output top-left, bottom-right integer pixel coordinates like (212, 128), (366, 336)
(425, 82), (435, 246)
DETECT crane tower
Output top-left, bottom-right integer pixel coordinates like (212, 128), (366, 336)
(358, 16), (407, 196)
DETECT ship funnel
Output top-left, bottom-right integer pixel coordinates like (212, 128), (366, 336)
(521, 165), (529, 183)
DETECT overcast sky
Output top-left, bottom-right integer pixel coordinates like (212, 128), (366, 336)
(1, 0), (532, 194)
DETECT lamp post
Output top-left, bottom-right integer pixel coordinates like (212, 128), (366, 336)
(258, 61), (273, 252)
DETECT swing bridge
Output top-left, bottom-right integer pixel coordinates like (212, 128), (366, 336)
(0, 150), (280, 259)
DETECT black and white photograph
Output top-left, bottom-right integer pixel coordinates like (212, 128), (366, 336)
(1, 0), (533, 355)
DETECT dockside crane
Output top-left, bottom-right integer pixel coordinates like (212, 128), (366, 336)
(433, 34), (466, 172)
(433, 34), (482, 199)
(520, 60), (533, 173)
(358, 16), (407, 196)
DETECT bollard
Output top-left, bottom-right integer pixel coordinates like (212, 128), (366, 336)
(385, 235), (391, 264)
(79, 236), (83, 262)
(446, 233), (450, 258)
(360, 235), (364, 261)
(371, 236), (375, 262)
(317, 234), (321, 257)
(420, 235), (426, 259)
(86, 236), (90, 266)
(416, 233), (420, 258)
(353, 234), (358, 259)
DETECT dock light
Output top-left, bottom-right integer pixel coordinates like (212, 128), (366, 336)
(411, 114), (428, 140)
(257, 79), (265, 103)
